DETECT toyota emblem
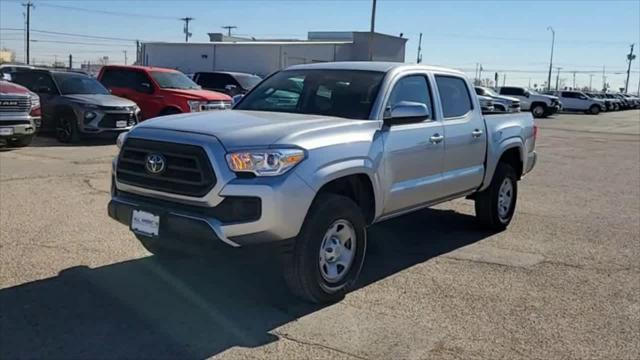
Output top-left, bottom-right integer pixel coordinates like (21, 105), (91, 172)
(145, 153), (166, 175)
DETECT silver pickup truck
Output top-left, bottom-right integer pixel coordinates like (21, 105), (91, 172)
(108, 62), (537, 303)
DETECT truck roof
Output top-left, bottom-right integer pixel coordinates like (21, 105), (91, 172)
(286, 61), (464, 75)
(101, 65), (179, 73)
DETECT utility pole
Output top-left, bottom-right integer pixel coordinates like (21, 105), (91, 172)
(478, 64), (484, 83)
(546, 26), (555, 91)
(528, 78), (531, 88)
(68, 54), (72, 69)
(589, 74), (594, 91)
(572, 71), (576, 89)
(474, 63), (479, 83)
(555, 67), (562, 90)
(368, 0), (377, 61)
(22, 1), (34, 65)
(180, 17), (194, 42)
(602, 65), (606, 91)
(123, 50), (128, 65)
(416, 33), (423, 64)
(624, 43), (636, 93)
(503, 73), (506, 86)
(222, 25), (237, 37)
(135, 40), (140, 65)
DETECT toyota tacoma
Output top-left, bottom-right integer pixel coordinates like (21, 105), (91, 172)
(109, 62), (537, 303)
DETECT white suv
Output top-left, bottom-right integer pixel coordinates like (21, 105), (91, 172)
(497, 86), (561, 118)
(552, 91), (606, 114)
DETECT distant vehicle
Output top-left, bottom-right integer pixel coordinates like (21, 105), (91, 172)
(620, 94), (640, 108)
(611, 93), (633, 110)
(477, 94), (495, 113)
(585, 92), (614, 111)
(550, 91), (606, 114)
(108, 62), (537, 303)
(98, 65), (232, 120)
(0, 80), (40, 147)
(7, 68), (139, 143)
(0, 64), (38, 77)
(192, 71), (263, 96)
(601, 93), (623, 110)
(497, 86), (561, 118)
(475, 86), (520, 112)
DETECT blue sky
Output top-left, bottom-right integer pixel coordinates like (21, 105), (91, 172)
(1, 0), (639, 91)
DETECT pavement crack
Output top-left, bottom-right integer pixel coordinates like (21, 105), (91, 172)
(273, 331), (369, 360)
(83, 178), (109, 194)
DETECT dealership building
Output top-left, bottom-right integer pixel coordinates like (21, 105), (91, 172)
(139, 31), (408, 76)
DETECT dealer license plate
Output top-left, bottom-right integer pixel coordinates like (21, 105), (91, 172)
(131, 210), (160, 237)
(116, 120), (127, 128)
(0, 127), (14, 136)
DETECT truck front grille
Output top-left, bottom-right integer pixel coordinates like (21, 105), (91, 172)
(117, 138), (216, 197)
(0, 96), (31, 113)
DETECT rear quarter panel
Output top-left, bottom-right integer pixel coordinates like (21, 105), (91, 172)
(480, 112), (535, 191)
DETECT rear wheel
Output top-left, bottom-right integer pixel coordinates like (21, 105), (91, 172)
(283, 193), (367, 303)
(475, 163), (518, 231)
(589, 105), (601, 115)
(531, 104), (546, 118)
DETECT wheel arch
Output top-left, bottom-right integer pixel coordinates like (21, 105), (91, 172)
(312, 169), (379, 225)
(480, 138), (525, 192)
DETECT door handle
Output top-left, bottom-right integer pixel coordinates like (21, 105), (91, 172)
(472, 129), (483, 138)
(429, 133), (444, 144)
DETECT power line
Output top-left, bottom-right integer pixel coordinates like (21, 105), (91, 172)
(36, 2), (177, 20)
(0, 28), (142, 42)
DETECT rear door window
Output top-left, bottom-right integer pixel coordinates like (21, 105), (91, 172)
(435, 75), (473, 118)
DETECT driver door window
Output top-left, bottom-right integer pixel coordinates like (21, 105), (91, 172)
(386, 75), (433, 119)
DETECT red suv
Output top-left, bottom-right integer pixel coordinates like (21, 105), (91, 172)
(98, 65), (231, 120)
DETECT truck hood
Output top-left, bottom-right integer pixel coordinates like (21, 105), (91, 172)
(162, 88), (231, 101)
(63, 94), (137, 107)
(0, 80), (30, 95)
(134, 110), (375, 149)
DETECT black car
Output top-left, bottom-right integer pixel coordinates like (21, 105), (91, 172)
(192, 71), (262, 96)
(7, 69), (140, 143)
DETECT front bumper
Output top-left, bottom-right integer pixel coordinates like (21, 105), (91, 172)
(109, 130), (317, 248)
(0, 114), (37, 140)
(76, 107), (139, 135)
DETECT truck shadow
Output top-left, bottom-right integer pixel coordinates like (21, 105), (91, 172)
(0, 207), (492, 359)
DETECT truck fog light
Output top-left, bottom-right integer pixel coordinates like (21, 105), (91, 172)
(84, 111), (97, 122)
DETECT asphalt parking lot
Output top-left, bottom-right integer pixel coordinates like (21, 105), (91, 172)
(1, 111), (639, 359)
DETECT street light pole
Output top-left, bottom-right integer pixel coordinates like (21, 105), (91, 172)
(546, 26), (555, 91)
(555, 67), (562, 90)
(368, 0), (377, 61)
(624, 43), (636, 93)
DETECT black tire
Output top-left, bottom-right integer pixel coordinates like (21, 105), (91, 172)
(56, 115), (80, 143)
(8, 135), (34, 147)
(531, 104), (547, 118)
(589, 105), (601, 115)
(283, 193), (367, 303)
(135, 234), (188, 258)
(475, 163), (518, 231)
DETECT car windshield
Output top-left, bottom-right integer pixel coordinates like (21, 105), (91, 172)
(235, 74), (263, 89)
(235, 69), (385, 120)
(481, 87), (498, 96)
(54, 73), (110, 95)
(150, 71), (201, 90)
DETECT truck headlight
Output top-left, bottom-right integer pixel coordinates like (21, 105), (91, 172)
(116, 131), (128, 149)
(187, 100), (206, 112)
(226, 148), (305, 176)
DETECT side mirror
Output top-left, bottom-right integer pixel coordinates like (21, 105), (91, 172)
(384, 101), (430, 125)
(137, 82), (152, 93)
(524, 92), (530, 98)
(231, 94), (244, 106)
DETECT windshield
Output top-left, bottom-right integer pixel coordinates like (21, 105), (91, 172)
(150, 71), (201, 90)
(54, 73), (109, 95)
(481, 87), (497, 96)
(235, 69), (385, 120)
(235, 74), (263, 90)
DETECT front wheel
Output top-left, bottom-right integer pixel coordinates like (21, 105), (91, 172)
(531, 104), (546, 118)
(8, 135), (34, 147)
(475, 163), (518, 231)
(589, 105), (601, 115)
(56, 116), (80, 143)
(283, 194), (367, 303)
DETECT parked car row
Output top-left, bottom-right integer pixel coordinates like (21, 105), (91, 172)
(0, 64), (263, 146)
